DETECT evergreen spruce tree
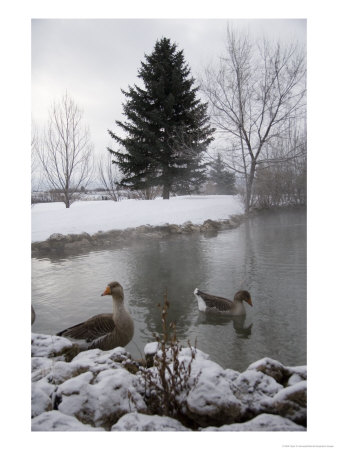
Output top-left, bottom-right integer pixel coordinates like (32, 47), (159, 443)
(108, 37), (214, 199)
(209, 153), (236, 194)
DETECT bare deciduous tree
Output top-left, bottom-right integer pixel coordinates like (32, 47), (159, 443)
(97, 153), (122, 201)
(37, 93), (94, 208)
(31, 121), (43, 191)
(201, 28), (306, 213)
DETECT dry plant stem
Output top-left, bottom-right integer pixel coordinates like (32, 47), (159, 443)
(141, 291), (200, 427)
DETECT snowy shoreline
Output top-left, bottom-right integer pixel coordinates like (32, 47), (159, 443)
(31, 215), (245, 257)
(31, 195), (245, 257)
(31, 333), (307, 432)
(31, 195), (243, 243)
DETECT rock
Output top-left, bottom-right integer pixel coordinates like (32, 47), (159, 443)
(231, 369), (283, 419)
(31, 410), (104, 431)
(111, 412), (190, 431)
(181, 221), (200, 233)
(64, 239), (91, 252)
(264, 380), (307, 426)
(201, 413), (306, 431)
(185, 358), (243, 426)
(247, 357), (292, 385)
(135, 225), (153, 234)
(200, 219), (221, 233)
(48, 233), (66, 242)
(55, 367), (147, 429)
(247, 358), (307, 387)
(31, 357), (54, 382)
(287, 373), (305, 386)
(31, 333), (76, 360)
(218, 219), (231, 229)
(286, 365), (307, 386)
(31, 380), (54, 418)
(168, 224), (182, 234)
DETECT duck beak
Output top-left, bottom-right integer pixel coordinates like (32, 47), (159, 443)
(246, 297), (253, 307)
(101, 286), (111, 296)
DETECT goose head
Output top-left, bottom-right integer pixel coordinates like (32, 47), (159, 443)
(234, 290), (253, 306)
(101, 281), (124, 301)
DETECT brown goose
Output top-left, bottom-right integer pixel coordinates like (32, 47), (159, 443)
(56, 281), (134, 350)
(194, 288), (252, 315)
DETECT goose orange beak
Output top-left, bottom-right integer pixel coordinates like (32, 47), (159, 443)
(246, 297), (253, 307)
(101, 286), (111, 296)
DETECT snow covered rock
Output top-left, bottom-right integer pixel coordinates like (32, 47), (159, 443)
(31, 332), (307, 431)
(32, 410), (104, 431)
(247, 357), (307, 387)
(247, 357), (292, 385)
(54, 362), (147, 429)
(286, 365), (307, 386)
(264, 380), (307, 426)
(31, 333), (78, 361)
(31, 380), (54, 418)
(201, 413), (306, 431)
(232, 369), (283, 419)
(111, 412), (190, 431)
(185, 358), (243, 426)
(31, 338), (147, 430)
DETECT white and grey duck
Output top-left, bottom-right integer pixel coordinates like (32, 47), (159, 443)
(194, 288), (253, 315)
(57, 281), (134, 350)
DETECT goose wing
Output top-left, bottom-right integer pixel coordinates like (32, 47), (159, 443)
(57, 313), (115, 342)
(196, 290), (233, 312)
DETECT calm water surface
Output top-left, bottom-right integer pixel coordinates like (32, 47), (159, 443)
(32, 209), (306, 371)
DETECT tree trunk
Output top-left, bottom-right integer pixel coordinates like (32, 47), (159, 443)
(64, 192), (70, 208)
(162, 184), (170, 200)
(245, 163), (256, 214)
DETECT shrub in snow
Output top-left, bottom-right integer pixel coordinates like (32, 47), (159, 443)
(140, 296), (201, 428)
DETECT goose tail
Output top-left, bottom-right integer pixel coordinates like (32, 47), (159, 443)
(194, 288), (207, 312)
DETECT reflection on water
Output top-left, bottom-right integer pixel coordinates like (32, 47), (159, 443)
(31, 208), (306, 371)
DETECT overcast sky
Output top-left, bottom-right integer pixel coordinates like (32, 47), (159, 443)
(31, 19), (306, 159)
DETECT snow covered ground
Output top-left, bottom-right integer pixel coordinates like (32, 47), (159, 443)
(31, 195), (243, 242)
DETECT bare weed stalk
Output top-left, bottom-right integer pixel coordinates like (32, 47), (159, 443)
(141, 291), (200, 427)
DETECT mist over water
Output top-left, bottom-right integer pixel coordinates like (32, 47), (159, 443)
(32, 208), (306, 371)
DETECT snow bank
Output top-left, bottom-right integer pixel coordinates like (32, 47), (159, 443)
(31, 195), (243, 242)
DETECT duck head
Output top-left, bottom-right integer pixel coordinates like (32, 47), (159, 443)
(234, 290), (253, 306)
(101, 281), (124, 300)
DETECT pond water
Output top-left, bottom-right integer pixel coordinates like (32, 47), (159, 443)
(31, 208), (306, 371)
